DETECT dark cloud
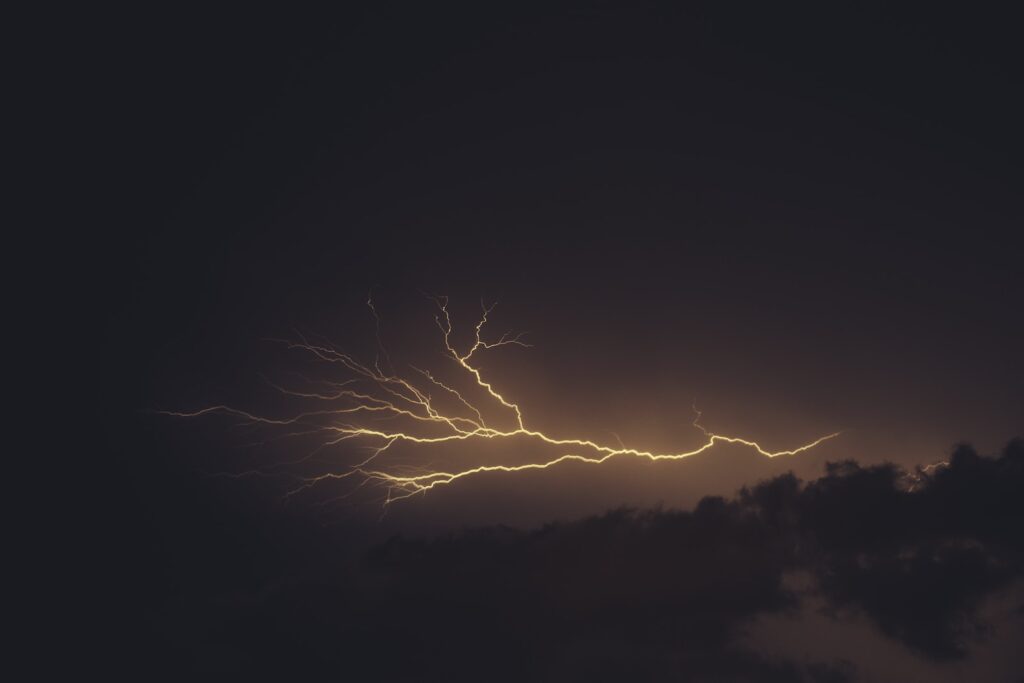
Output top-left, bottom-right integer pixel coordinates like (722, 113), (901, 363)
(790, 439), (1024, 658)
(127, 439), (1022, 680)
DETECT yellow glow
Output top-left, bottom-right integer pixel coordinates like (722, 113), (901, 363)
(165, 298), (840, 507)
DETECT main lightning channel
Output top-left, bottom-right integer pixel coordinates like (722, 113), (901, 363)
(165, 297), (840, 508)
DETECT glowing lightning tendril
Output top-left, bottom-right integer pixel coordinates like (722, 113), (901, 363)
(164, 297), (841, 508)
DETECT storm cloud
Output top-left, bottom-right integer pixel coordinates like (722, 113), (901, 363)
(133, 439), (1023, 680)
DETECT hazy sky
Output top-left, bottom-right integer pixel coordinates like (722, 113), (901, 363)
(103, 7), (1020, 469)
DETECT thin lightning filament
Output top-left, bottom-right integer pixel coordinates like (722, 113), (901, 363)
(165, 298), (840, 508)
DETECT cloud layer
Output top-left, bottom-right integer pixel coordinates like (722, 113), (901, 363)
(145, 440), (1023, 680)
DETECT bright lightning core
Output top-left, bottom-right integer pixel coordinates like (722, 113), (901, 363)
(165, 297), (840, 509)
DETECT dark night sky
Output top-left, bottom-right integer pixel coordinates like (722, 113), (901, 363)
(48, 4), (1024, 680)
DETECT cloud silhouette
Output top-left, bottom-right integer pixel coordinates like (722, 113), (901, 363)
(786, 439), (1024, 658)
(138, 440), (1022, 680)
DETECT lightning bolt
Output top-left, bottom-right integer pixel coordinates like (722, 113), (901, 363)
(905, 459), (951, 492)
(164, 297), (841, 508)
